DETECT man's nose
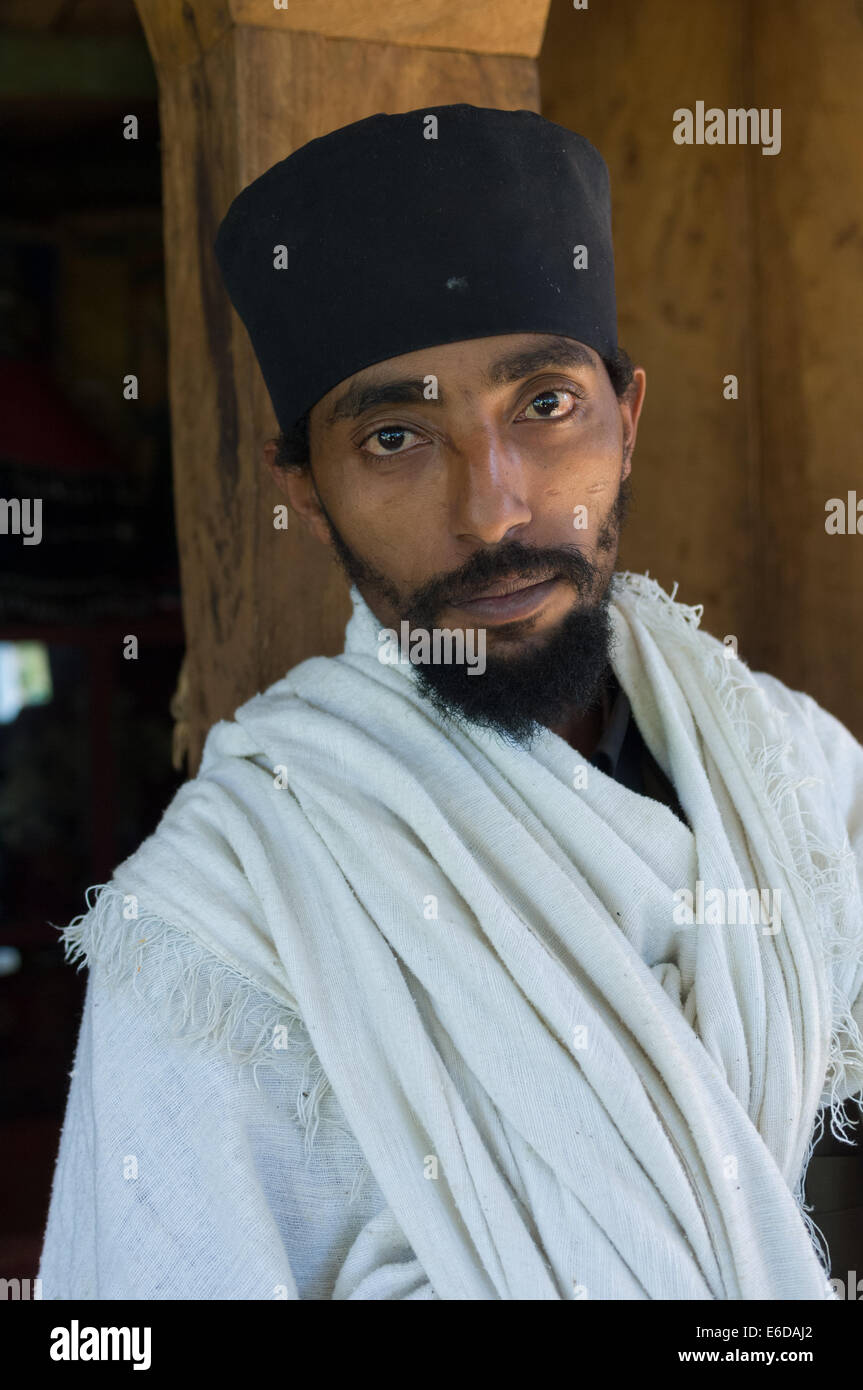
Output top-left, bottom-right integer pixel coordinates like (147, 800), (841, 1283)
(450, 431), (533, 545)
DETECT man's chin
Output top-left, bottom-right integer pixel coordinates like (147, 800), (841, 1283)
(407, 595), (615, 746)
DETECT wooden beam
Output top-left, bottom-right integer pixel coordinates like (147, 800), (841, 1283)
(230, 0), (551, 58)
(136, 0), (549, 69)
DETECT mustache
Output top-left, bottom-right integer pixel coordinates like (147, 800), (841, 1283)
(405, 478), (631, 625)
(406, 540), (603, 626)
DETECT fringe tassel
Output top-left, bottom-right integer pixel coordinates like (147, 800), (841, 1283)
(613, 569), (705, 630)
(56, 881), (372, 1196)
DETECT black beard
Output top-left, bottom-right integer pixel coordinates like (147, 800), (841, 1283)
(313, 474), (631, 750)
(408, 587), (615, 749)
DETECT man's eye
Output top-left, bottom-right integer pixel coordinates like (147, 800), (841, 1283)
(520, 389), (578, 420)
(359, 426), (424, 457)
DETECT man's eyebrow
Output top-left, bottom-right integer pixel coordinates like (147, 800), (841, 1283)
(483, 339), (597, 387)
(326, 377), (430, 426)
(324, 338), (597, 426)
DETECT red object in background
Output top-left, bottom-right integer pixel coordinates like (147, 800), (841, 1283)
(0, 356), (122, 472)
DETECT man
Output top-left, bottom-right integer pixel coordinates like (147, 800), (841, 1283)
(40, 104), (863, 1300)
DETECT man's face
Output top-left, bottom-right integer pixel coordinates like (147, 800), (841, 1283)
(271, 332), (646, 746)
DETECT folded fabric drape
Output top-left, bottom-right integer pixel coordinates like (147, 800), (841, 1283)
(51, 572), (863, 1299)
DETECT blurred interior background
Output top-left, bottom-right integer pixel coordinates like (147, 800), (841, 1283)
(0, 0), (183, 1279)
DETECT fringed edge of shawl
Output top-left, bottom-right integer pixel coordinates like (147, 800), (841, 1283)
(705, 637), (863, 1132)
(612, 569), (706, 630)
(722, 693), (863, 1277)
(617, 569), (863, 1283)
(54, 881), (373, 1198)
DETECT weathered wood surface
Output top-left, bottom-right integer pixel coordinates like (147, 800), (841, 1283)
(750, 0), (863, 737)
(542, 0), (756, 663)
(136, 0), (551, 65)
(543, 0), (863, 739)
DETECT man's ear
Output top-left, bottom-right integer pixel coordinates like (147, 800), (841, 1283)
(619, 367), (646, 477)
(263, 439), (333, 548)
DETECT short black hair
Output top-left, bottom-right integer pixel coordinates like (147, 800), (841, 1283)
(273, 344), (636, 472)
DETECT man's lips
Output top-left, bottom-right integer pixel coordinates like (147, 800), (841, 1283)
(450, 572), (560, 604)
(446, 574), (561, 623)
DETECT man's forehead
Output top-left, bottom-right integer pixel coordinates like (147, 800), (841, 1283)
(319, 333), (599, 428)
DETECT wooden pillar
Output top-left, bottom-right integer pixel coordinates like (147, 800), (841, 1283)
(134, 0), (552, 772)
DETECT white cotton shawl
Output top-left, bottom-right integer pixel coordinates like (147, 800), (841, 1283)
(55, 572), (863, 1300)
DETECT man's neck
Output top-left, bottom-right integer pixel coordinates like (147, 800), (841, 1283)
(545, 668), (613, 760)
(546, 702), (605, 760)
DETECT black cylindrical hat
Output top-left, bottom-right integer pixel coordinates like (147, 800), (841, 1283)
(214, 103), (618, 434)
